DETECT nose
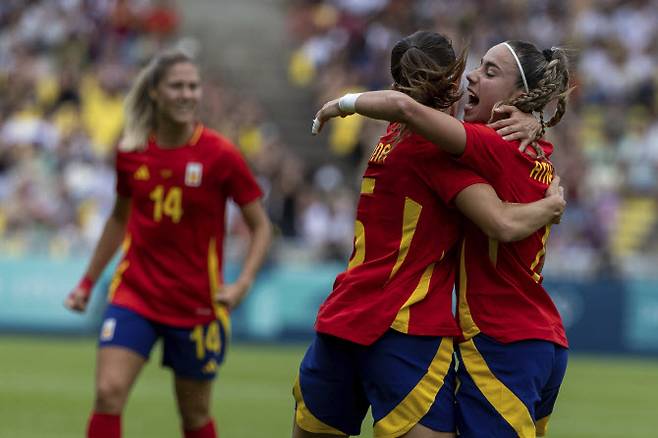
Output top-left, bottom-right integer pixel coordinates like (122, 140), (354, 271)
(465, 69), (477, 85)
(182, 85), (196, 100)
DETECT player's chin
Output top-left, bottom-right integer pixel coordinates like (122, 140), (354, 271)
(462, 107), (478, 122)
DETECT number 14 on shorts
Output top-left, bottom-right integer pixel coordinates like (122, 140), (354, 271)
(190, 321), (221, 359)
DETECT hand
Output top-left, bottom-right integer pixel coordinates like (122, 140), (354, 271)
(64, 276), (93, 313)
(545, 176), (566, 224)
(487, 104), (542, 153)
(215, 281), (250, 311)
(311, 98), (348, 135)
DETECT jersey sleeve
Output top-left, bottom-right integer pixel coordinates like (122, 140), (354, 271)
(418, 147), (487, 205)
(223, 145), (263, 206)
(115, 150), (132, 197)
(459, 122), (512, 181)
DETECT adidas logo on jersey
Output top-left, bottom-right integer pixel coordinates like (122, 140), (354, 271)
(134, 165), (150, 181)
(202, 359), (218, 374)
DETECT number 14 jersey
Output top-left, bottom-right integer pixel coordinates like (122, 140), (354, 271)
(110, 125), (262, 328)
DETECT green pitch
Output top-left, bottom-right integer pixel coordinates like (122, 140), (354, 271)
(1, 336), (657, 437)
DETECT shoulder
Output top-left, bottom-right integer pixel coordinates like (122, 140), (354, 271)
(198, 127), (241, 157)
(462, 122), (505, 143)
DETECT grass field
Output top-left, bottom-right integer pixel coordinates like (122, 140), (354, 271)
(1, 336), (658, 437)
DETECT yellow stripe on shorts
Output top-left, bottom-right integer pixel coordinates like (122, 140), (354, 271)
(535, 415), (550, 437)
(459, 339), (536, 438)
(292, 376), (345, 436)
(373, 337), (454, 438)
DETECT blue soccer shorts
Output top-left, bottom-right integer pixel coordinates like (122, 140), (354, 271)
(455, 334), (568, 438)
(293, 329), (457, 438)
(98, 304), (228, 380)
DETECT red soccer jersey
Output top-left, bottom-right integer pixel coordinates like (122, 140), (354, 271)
(456, 122), (567, 347)
(110, 124), (262, 328)
(315, 123), (486, 345)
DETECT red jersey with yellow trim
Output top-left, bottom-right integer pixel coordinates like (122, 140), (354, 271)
(456, 122), (567, 347)
(315, 123), (486, 345)
(110, 124), (262, 328)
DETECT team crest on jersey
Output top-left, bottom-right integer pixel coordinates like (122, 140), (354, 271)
(185, 162), (203, 187)
(100, 318), (116, 341)
(134, 165), (150, 181)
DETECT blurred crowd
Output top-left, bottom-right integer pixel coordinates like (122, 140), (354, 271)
(3, 0), (658, 278)
(286, 0), (658, 277)
(0, 0), (353, 263)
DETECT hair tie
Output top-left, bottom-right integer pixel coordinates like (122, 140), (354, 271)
(502, 42), (529, 93)
(542, 49), (553, 61)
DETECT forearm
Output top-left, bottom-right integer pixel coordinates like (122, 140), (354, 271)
(455, 184), (561, 242)
(236, 220), (272, 287)
(353, 91), (467, 154)
(499, 198), (562, 242)
(84, 215), (127, 281)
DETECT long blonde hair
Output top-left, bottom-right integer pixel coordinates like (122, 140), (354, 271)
(119, 49), (195, 151)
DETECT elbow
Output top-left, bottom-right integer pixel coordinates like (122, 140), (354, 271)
(485, 218), (518, 243)
(390, 93), (416, 124)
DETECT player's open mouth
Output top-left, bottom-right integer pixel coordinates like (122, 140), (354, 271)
(465, 89), (479, 110)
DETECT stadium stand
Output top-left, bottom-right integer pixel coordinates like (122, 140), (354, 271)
(2, 0), (658, 277)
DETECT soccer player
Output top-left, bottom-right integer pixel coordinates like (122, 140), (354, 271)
(65, 50), (272, 438)
(314, 40), (571, 438)
(295, 32), (564, 438)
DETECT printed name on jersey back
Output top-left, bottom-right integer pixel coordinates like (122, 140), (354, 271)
(369, 142), (392, 164)
(529, 160), (554, 184)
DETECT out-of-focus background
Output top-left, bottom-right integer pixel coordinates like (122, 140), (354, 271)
(1, 0), (658, 436)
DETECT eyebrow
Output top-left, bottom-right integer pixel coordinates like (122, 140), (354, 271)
(482, 60), (502, 71)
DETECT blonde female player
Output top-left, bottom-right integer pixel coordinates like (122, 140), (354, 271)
(65, 50), (272, 438)
(314, 40), (571, 438)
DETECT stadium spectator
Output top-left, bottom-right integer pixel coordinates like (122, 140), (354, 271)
(64, 49), (272, 438)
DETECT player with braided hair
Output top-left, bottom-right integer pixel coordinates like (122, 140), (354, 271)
(314, 40), (571, 438)
(296, 32), (565, 438)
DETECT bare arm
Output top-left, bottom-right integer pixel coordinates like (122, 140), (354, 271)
(215, 200), (272, 310)
(313, 90), (467, 154)
(65, 195), (130, 312)
(455, 178), (565, 242)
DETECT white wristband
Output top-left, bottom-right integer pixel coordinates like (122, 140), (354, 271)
(338, 93), (362, 115)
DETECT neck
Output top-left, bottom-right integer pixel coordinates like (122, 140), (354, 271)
(153, 115), (196, 148)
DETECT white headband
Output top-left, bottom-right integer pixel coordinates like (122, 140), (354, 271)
(502, 42), (529, 93)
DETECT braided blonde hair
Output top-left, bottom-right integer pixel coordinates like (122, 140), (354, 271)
(503, 41), (572, 139)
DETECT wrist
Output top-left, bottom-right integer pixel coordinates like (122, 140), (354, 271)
(78, 275), (95, 297)
(338, 93), (362, 115)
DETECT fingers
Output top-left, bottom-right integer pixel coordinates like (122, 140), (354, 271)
(518, 138), (531, 152)
(311, 117), (322, 135)
(502, 132), (523, 142)
(64, 292), (87, 312)
(493, 105), (518, 115)
(487, 118), (516, 130)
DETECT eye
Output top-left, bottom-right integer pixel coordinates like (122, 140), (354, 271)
(485, 70), (495, 78)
